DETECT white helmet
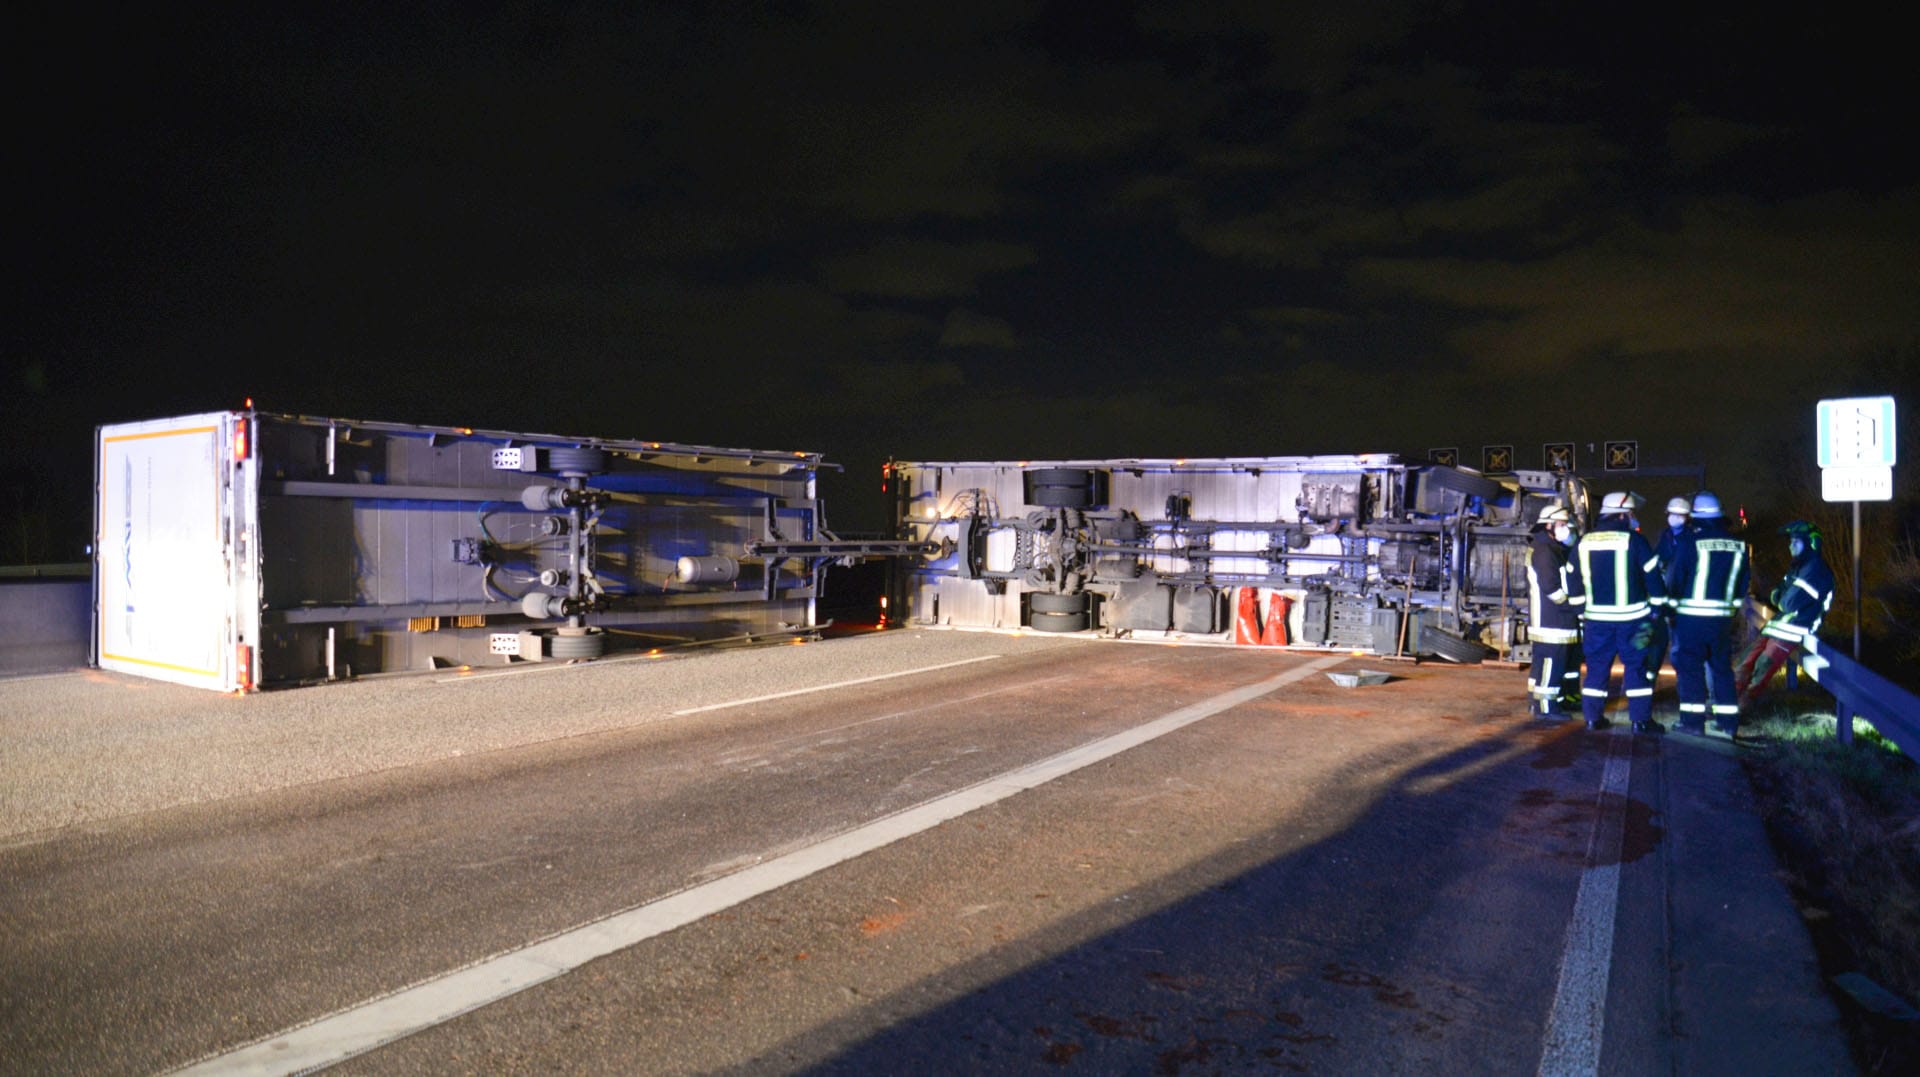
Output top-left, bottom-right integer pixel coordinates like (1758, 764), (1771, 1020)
(1665, 496), (1692, 516)
(1538, 505), (1572, 526)
(1599, 491), (1643, 515)
(1691, 491), (1723, 518)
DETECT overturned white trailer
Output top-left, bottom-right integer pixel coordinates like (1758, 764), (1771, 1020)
(94, 411), (895, 691)
(885, 456), (1586, 660)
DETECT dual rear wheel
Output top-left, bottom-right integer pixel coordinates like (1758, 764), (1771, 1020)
(1027, 590), (1091, 632)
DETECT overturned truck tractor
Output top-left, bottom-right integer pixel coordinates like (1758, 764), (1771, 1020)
(885, 456), (1588, 662)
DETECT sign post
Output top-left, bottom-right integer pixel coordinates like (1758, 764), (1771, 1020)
(1816, 395), (1897, 667)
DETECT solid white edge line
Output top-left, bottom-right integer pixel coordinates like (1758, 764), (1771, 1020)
(1537, 731), (1633, 1077)
(170, 653), (1344, 1076)
(669, 654), (1005, 714)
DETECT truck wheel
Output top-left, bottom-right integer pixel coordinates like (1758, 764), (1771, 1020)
(1029, 591), (1090, 615)
(1024, 468), (1104, 509)
(549, 630), (606, 659)
(546, 447), (607, 475)
(1028, 611), (1089, 633)
(1424, 628), (1491, 664)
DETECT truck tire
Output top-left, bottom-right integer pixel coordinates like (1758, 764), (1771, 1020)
(549, 630), (606, 659)
(1028, 591), (1090, 615)
(546, 447), (607, 475)
(1424, 628), (1491, 664)
(1024, 468), (1104, 509)
(1028, 610), (1090, 633)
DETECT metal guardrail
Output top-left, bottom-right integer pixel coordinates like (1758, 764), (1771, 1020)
(0, 563), (90, 579)
(1799, 637), (1920, 756)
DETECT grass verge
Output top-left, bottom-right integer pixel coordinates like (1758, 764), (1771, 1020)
(1738, 689), (1920, 1075)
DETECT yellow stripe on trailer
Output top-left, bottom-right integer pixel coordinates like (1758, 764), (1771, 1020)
(99, 652), (220, 678)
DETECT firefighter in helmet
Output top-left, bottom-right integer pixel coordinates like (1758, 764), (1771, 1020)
(1644, 495), (1692, 680)
(1526, 505), (1584, 719)
(1576, 491), (1669, 731)
(1667, 491), (1750, 734)
(1734, 520), (1834, 709)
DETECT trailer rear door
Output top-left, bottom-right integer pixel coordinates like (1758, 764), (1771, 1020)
(95, 412), (245, 691)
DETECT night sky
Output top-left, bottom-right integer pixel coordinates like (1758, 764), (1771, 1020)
(11, 2), (1919, 558)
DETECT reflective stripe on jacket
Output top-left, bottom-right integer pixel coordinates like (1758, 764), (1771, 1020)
(1669, 521), (1750, 618)
(1577, 521), (1667, 622)
(1763, 552), (1834, 642)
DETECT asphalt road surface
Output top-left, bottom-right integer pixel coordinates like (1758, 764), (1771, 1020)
(1, 631), (1851, 1074)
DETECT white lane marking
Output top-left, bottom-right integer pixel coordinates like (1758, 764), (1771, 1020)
(1538, 731), (1633, 1076)
(670, 654), (1003, 714)
(171, 654), (1344, 1076)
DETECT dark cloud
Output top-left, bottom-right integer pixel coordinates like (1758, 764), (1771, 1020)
(1665, 108), (1773, 176)
(939, 309), (1021, 350)
(820, 239), (1039, 299)
(1353, 187), (1920, 377)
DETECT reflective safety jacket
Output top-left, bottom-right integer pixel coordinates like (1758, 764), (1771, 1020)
(1527, 529), (1585, 643)
(1667, 519), (1750, 619)
(1762, 549), (1835, 643)
(1576, 518), (1667, 622)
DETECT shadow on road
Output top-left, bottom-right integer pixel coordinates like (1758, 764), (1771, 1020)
(755, 720), (1648, 1074)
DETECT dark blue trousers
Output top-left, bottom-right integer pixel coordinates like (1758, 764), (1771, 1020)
(1528, 640), (1581, 715)
(1582, 616), (1654, 726)
(1673, 614), (1738, 727)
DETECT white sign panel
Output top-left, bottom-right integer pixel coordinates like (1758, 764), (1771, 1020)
(1817, 396), (1897, 468)
(1821, 465), (1893, 503)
